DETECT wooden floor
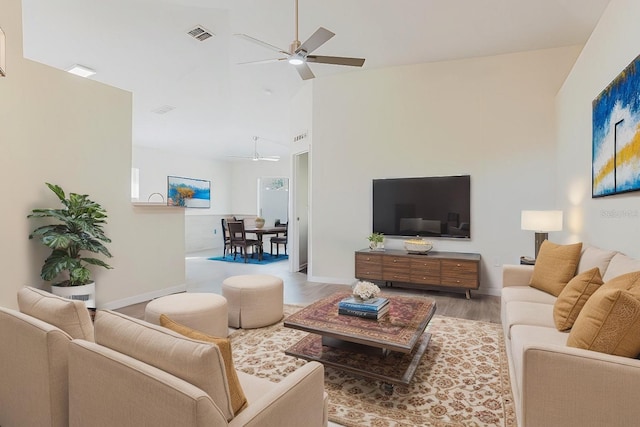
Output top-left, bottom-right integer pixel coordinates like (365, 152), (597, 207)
(116, 249), (501, 324)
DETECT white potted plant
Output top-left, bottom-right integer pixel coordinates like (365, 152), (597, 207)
(28, 183), (113, 309)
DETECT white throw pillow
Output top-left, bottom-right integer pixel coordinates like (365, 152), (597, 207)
(603, 253), (640, 282)
(577, 245), (618, 276)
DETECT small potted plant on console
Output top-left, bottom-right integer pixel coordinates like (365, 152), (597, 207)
(367, 232), (384, 251)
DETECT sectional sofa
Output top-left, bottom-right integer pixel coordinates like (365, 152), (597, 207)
(502, 244), (640, 427)
(0, 286), (327, 427)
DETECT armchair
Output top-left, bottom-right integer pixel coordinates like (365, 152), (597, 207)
(68, 310), (328, 427)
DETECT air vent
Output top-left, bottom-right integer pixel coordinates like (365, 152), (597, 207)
(187, 26), (214, 42)
(152, 105), (176, 115)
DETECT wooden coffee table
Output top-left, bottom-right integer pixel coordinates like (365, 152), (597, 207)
(284, 292), (436, 392)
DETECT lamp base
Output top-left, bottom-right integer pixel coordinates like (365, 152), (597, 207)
(534, 232), (548, 259)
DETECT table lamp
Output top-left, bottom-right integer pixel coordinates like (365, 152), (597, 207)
(521, 210), (563, 258)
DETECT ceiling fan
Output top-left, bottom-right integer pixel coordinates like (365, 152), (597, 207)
(227, 136), (280, 162)
(236, 0), (365, 80)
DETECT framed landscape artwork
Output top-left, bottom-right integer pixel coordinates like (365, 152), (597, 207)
(167, 176), (210, 208)
(592, 53), (640, 197)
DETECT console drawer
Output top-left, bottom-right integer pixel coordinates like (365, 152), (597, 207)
(410, 258), (441, 284)
(382, 256), (411, 281)
(440, 260), (479, 289)
(355, 253), (383, 280)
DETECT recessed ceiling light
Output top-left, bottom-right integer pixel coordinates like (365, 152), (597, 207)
(66, 64), (96, 78)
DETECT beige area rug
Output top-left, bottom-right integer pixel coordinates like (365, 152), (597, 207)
(229, 306), (516, 427)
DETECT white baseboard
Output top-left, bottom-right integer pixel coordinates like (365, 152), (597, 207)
(307, 275), (354, 286)
(99, 284), (187, 310)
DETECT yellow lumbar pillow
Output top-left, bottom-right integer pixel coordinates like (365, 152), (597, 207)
(553, 267), (604, 331)
(567, 288), (640, 357)
(160, 314), (248, 415)
(529, 241), (583, 296)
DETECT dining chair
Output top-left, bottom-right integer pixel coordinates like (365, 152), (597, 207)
(227, 220), (262, 262)
(220, 218), (232, 258)
(270, 223), (288, 257)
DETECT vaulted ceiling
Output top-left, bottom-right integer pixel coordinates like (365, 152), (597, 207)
(21, 0), (610, 160)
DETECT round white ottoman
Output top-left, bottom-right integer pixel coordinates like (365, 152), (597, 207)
(222, 274), (284, 329)
(144, 293), (228, 337)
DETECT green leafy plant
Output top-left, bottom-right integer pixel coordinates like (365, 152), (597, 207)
(28, 183), (113, 287)
(367, 232), (384, 244)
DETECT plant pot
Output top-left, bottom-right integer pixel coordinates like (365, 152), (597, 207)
(51, 282), (96, 309)
(255, 218), (265, 229)
(369, 241), (384, 251)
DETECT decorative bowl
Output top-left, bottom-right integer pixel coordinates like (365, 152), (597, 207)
(404, 239), (433, 254)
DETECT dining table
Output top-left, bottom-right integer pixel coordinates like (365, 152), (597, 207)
(245, 226), (287, 258)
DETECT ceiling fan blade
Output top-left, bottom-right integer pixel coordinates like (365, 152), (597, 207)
(294, 62), (315, 80)
(307, 55), (365, 67)
(238, 57), (288, 65)
(235, 33), (290, 55)
(258, 157), (280, 162)
(298, 27), (335, 54)
(226, 155), (254, 160)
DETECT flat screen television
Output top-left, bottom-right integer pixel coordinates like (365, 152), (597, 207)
(372, 175), (471, 238)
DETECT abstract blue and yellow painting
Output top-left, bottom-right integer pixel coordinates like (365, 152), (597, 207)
(167, 176), (211, 208)
(592, 54), (640, 197)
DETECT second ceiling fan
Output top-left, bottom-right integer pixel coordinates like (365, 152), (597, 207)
(227, 136), (280, 162)
(236, 0), (365, 80)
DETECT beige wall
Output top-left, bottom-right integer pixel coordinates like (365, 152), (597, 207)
(556, 0), (640, 258)
(309, 46), (582, 295)
(0, 0), (184, 310)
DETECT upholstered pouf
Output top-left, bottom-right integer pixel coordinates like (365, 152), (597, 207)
(222, 274), (284, 328)
(144, 293), (228, 337)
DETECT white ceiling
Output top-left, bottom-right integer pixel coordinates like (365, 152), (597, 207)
(21, 0), (610, 161)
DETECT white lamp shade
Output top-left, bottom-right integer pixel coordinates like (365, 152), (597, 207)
(521, 210), (563, 232)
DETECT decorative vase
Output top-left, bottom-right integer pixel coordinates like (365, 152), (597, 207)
(50, 282), (96, 309)
(255, 217), (265, 229)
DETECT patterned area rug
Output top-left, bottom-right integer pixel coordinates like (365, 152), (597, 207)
(229, 306), (516, 427)
(207, 252), (287, 265)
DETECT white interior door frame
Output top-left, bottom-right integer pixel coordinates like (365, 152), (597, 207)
(291, 149), (309, 273)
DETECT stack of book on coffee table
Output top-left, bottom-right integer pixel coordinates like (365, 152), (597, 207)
(338, 296), (390, 320)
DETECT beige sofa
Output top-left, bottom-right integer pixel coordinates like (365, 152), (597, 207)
(0, 287), (328, 427)
(502, 246), (640, 427)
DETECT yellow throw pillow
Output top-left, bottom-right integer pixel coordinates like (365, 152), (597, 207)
(598, 270), (640, 299)
(529, 241), (583, 296)
(159, 314), (248, 415)
(567, 288), (640, 358)
(553, 267), (603, 331)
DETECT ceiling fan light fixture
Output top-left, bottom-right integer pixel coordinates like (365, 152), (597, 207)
(288, 55), (304, 65)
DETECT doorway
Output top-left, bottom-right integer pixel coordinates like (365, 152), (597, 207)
(293, 152), (309, 272)
(257, 177), (289, 227)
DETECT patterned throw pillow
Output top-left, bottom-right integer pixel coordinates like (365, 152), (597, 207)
(567, 288), (640, 357)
